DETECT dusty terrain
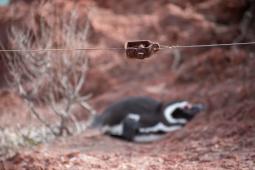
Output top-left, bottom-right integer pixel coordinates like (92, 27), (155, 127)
(0, 0), (255, 169)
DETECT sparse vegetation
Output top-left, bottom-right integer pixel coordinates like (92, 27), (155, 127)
(2, 9), (95, 146)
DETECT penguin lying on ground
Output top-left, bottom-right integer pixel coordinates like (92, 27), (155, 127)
(92, 96), (204, 143)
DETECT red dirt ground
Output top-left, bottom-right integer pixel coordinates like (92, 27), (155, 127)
(0, 0), (255, 169)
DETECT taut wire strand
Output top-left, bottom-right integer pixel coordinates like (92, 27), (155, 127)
(159, 41), (255, 49)
(0, 41), (255, 52)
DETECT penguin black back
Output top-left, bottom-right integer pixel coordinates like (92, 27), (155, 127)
(99, 96), (162, 126)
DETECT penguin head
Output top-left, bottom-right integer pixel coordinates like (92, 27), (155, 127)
(162, 100), (204, 125)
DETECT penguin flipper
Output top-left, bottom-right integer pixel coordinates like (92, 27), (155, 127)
(122, 116), (140, 141)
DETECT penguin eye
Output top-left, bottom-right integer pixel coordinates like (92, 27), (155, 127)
(183, 105), (189, 110)
(182, 103), (192, 110)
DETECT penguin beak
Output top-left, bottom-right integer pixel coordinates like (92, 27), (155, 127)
(188, 104), (205, 115)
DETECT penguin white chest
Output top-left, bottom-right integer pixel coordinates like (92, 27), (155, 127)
(139, 123), (182, 133)
(102, 124), (124, 136)
(102, 113), (140, 136)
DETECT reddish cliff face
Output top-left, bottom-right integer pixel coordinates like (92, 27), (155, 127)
(0, 0), (255, 169)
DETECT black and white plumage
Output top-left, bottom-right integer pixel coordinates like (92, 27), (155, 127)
(92, 96), (204, 143)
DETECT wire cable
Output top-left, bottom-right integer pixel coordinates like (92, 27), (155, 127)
(160, 41), (255, 49)
(0, 41), (255, 52)
(0, 47), (126, 52)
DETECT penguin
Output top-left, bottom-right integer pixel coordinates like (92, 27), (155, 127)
(92, 96), (204, 143)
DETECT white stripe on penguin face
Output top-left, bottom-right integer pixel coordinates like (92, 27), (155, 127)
(163, 101), (188, 124)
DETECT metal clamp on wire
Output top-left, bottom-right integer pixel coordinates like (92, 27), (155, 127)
(125, 40), (160, 59)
